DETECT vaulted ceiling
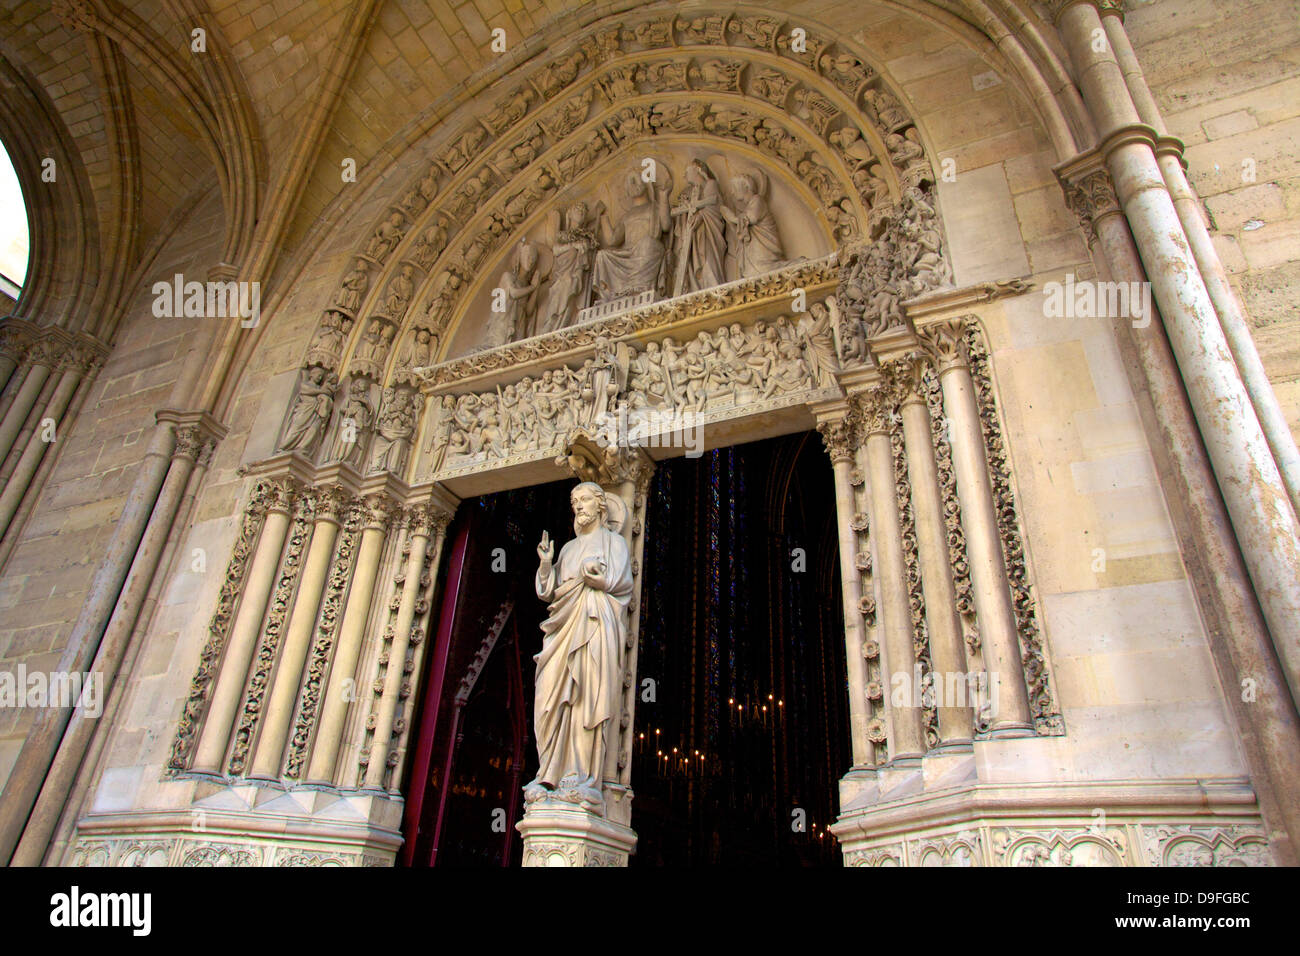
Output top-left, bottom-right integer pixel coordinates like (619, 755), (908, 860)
(0, 0), (1082, 343)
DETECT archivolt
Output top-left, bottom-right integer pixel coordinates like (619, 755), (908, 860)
(295, 9), (945, 395)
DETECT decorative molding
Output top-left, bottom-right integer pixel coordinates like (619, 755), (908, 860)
(964, 323), (1063, 735)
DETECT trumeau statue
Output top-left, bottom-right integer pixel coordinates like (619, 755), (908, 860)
(526, 482), (633, 812)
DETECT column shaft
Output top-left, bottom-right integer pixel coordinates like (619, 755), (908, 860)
(900, 385), (974, 746)
(364, 516), (432, 789)
(305, 516), (389, 784)
(249, 505), (343, 778)
(863, 402), (927, 759)
(1102, 15), (1300, 516)
(11, 439), (202, 864)
(191, 501), (293, 772)
(936, 357), (1033, 732)
(0, 362), (49, 465)
(1062, 0), (1300, 708)
(0, 367), (81, 533)
(0, 421), (174, 863)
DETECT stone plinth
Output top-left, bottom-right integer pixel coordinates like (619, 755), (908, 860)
(516, 794), (637, 867)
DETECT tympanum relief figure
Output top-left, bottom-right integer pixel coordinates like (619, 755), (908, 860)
(484, 240), (541, 348)
(538, 202), (599, 334)
(722, 172), (786, 278)
(670, 159), (727, 296)
(592, 169), (673, 302)
(438, 155), (821, 358)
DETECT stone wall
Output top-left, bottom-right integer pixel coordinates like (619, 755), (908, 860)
(0, 1), (1288, 863)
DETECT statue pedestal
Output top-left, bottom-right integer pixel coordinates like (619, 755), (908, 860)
(516, 792), (637, 867)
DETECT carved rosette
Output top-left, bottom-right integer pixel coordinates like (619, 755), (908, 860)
(964, 325), (1064, 735)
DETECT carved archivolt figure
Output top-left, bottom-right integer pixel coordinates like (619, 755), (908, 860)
(424, 267), (466, 332)
(329, 376), (374, 468)
(305, 311), (351, 368)
(539, 203), (599, 334)
(277, 366), (336, 457)
(592, 170), (672, 302)
(334, 260), (370, 313)
(368, 388), (418, 476)
(722, 173), (785, 278)
(393, 327), (435, 383)
(364, 213), (405, 261)
(354, 320), (395, 366)
(484, 240), (541, 348)
(829, 126), (876, 169)
(527, 482), (632, 812)
(411, 223), (448, 271)
(671, 159), (727, 296)
(383, 265), (415, 319)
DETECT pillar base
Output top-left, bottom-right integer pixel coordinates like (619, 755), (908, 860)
(62, 783), (405, 866)
(832, 753), (1272, 867)
(516, 792), (637, 867)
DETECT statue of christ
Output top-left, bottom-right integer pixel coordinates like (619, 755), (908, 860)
(526, 482), (633, 812)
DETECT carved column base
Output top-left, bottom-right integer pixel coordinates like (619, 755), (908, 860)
(832, 765), (1273, 866)
(517, 794), (637, 867)
(61, 785), (405, 866)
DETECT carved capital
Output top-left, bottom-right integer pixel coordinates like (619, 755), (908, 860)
(311, 485), (351, 524)
(1058, 166), (1120, 243)
(1042, 0), (1121, 23)
(857, 388), (893, 436)
(0, 319), (38, 364)
(172, 424), (211, 464)
(251, 476), (300, 517)
(880, 354), (929, 407)
(359, 493), (398, 532)
(816, 414), (859, 463)
(918, 318), (972, 374)
(404, 503), (451, 538)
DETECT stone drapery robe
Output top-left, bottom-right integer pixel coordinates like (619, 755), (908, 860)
(533, 524), (633, 790)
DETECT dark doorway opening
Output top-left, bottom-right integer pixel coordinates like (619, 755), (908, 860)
(401, 431), (847, 867)
(400, 480), (573, 867)
(631, 433), (848, 866)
